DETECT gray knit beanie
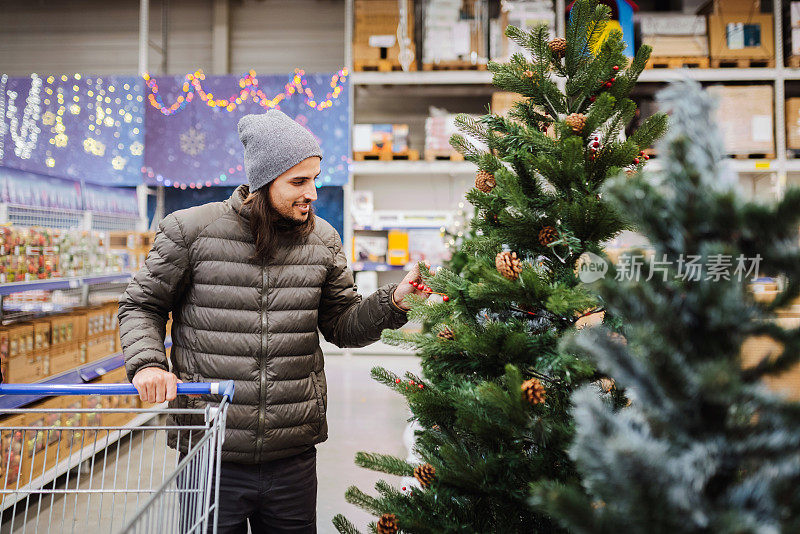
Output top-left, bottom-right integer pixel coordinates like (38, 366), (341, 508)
(237, 110), (323, 192)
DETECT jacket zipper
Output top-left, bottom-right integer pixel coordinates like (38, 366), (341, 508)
(255, 263), (267, 460)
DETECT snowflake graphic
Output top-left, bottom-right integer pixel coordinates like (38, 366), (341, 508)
(130, 141), (144, 156)
(180, 126), (206, 156)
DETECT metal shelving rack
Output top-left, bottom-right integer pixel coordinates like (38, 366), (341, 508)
(341, 0), (793, 355)
(346, 0), (794, 201)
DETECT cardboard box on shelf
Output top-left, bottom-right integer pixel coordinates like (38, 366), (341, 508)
(353, 0), (415, 68)
(707, 13), (774, 62)
(698, 0), (761, 15)
(48, 341), (82, 377)
(408, 229), (451, 265)
(353, 235), (388, 264)
(792, 2), (800, 27)
(642, 35), (708, 57)
(741, 314), (800, 401)
(786, 98), (800, 150)
(6, 350), (44, 383)
(706, 85), (773, 155)
(86, 332), (116, 363)
(352, 124), (410, 154)
(387, 230), (410, 266)
(491, 91), (526, 117)
(33, 319), (51, 351)
(638, 13), (706, 36)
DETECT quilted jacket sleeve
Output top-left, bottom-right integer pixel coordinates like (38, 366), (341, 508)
(119, 214), (191, 382)
(318, 232), (408, 348)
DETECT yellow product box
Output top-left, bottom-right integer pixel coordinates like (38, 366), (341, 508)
(387, 230), (409, 266)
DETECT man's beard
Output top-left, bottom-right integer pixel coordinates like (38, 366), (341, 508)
(271, 203), (315, 233)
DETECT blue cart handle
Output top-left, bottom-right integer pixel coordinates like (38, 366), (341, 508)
(0, 381), (235, 400)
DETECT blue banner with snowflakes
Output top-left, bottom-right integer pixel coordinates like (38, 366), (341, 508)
(143, 69), (350, 188)
(0, 73), (145, 187)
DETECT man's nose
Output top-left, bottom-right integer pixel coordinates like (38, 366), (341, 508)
(304, 183), (318, 202)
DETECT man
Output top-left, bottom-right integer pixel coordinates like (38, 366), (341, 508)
(119, 110), (427, 533)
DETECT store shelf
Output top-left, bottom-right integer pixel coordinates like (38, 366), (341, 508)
(321, 339), (415, 356)
(353, 68), (800, 86)
(354, 225), (444, 231)
(352, 70), (492, 85)
(0, 272), (133, 296)
(0, 408), (162, 512)
(352, 261), (408, 272)
(352, 160), (475, 175)
(0, 337), (172, 410)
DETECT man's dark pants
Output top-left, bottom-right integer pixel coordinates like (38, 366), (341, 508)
(180, 446), (317, 533)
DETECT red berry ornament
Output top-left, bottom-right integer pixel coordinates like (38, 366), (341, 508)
(590, 95), (596, 102)
(613, 65), (619, 71)
(605, 82), (612, 88)
(443, 295), (449, 302)
(633, 158), (640, 164)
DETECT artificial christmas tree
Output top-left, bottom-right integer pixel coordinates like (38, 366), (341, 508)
(534, 82), (800, 532)
(333, 1), (666, 532)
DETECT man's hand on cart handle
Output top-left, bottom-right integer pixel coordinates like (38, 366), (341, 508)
(132, 367), (181, 403)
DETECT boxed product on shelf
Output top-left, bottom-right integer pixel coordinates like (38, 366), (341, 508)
(741, 314), (800, 401)
(706, 85), (773, 155)
(387, 230), (410, 266)
(353, 124), (410, 154)
(353, 235), (388, 263)
(25, 396), (64, 474)
(4, 323), (44, 383)
(425, 108), (484, 158)
(33, 318), (50, 352)
(408, 229), (451, 265)
(95, 367), (137, 427)
(353, 0), (415, 69)
(50, 314), (78, 347)
(494, 1), (554, 62)
(786, 98), (800, 150)
(0, 413), (28, 490)
(60, 397), (84, 454)
(48, 341), (83, 376)
(702, 1), (774, 65)
(85, 332), (116, 363)
(423, 0), (489, 67)
(638, 12), (707, 60)
(351, 190), (375, 228)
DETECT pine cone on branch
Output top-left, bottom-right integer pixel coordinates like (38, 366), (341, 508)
(522, 377), (546, 405)
(377, 513), (399, 534)
(565, 113), (586, 134)
(538, 226), (558, 246)
(496, 251), (523, 281)
(413, 463), (436, 489)
(475, 170), (496, 193)
(549, 38), (567, 58)
(437, 327), (454, 340)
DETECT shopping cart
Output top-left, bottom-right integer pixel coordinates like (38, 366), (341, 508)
(0, 381), (234, 534)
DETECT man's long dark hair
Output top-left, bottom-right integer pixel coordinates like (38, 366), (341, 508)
(240, 186), (315, 262)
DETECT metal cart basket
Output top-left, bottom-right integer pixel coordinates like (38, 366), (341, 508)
(0, 381), (234, 534)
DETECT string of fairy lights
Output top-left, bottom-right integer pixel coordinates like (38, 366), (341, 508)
(0, 68), (348, 190)
(143, 68), (348, 115)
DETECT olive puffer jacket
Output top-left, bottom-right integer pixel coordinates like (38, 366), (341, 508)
(119, 185), (408, 463)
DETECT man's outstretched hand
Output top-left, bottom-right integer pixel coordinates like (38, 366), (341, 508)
(392, 260), (433, 311)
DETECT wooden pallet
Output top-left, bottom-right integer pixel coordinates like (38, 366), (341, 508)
(646, 56), (709, 69)
(788, 56), (800, 68)
(422, 61), (488, 71)
(710, 57), (774, 68)
(424, 150), (465, 161)
(354, 59), (415, 72)
(353, 149), (420, 161)
(727, 153), (775, 160)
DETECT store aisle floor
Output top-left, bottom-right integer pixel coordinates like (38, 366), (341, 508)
(318, 354), (419, 533)
(1, 354), (419, 534)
